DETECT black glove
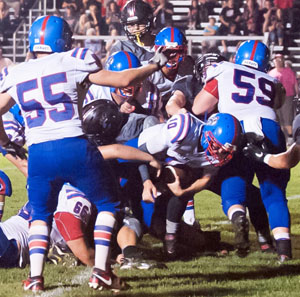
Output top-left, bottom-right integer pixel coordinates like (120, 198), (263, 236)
(242, 143), (266, 163)
(149, 46), (168, 69)
(2, 140), (27, 160)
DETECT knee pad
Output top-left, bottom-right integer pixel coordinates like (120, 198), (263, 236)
(123, 216), (143, 240)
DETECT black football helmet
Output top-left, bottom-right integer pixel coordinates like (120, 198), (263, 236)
(82, 100), (125, 145)
(121, 0), (153, 41)
(195, 53), (227, 81)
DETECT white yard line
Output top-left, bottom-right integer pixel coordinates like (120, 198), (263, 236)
(34, 267), (91, 297)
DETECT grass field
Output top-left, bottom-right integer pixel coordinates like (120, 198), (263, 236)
(1, 157), (300, 297)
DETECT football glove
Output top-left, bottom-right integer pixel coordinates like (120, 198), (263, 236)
(243, 143), (267, 163)
(2, 140), (27, 160)
(149, 47), (168, 69)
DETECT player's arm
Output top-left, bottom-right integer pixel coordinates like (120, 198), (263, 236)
(243, 142), (300, 169)
(0, 92), (16, 146)
(192, 80), (218, 116)
(98, 143), (161, 174)
(165, 90), (188, 117)
(88, 48), (168, 88)
(167, 173), (212, 197)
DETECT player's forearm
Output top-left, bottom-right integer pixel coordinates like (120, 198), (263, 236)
(266, 144), (300, 169)
(0, 117), (10, 146)
(181, 175), (211, 195)
(99, 143), (156, 163)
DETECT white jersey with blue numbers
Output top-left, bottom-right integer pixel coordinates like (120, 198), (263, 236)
(138, 113), (219, 167)
(50, 183), (93, 245)
(84, 84), (113, 107)
(205, 61), (277, 127)
(0, 48), (100, 146)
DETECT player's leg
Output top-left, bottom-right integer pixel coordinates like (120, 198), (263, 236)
(24, 141), (63, 292)
(245, 184), (274, 252)
(257, 118), (291, 262)
(68, 138), (125, 291)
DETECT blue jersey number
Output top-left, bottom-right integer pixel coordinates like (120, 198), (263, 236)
(17, 72), (74, 128)
(232, 69), (275, 108)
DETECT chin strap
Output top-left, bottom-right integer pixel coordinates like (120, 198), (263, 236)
(135, 33), (144, 46)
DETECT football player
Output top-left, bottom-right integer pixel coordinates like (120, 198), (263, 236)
(84, 50), (164, 143)
(0, 15), (167, 292)
(108, 0), (156, 60)
(0, 170), (12, 221)
(192, 40), (291, 262)
(138, 112), (245, 258)
(243, 113), (300, 169)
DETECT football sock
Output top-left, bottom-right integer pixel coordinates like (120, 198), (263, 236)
(123, 245), (140, 258)
(183, 199), (196, 226)
(275, 239), (292, 258)
(94, 212), (115, 271)
(28, 224), (49, 277)
(228, 209), (245, 221)
(166, 219), (179, 234)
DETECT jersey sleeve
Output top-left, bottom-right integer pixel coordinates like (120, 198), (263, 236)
(67, 48), (102, 84)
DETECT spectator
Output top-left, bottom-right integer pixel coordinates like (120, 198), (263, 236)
(0, 0), (12, 42)
(241, 0), (261, 35)
(268, 53), (299, 144)
(218, 0), (241, 36)
(274, 0), (294, 31)
(61, 0), (80, 12)
(221, 21), (241, 58)
(262, 0), (284, 46)
(153, 0), (173, 33)
(5, 0), (20, 18)
(106, 0), (122, 34)
(202, 16), (219, 51)
(187, 0), (200, 30)
(198, 0), (210, 23)
(63, 5), (79, 32)
(84, 27), (102, 59)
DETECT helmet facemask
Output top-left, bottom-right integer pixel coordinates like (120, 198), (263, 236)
(203, 131), (237, 167)
(125, 21), (151, 45)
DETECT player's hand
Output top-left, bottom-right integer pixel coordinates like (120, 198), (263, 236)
(2, 140), (27, 160)
(149, 158), (162, 178)
(119, 102), (135, 114)
(142, 179), (157, 203)
(149, 46), (168, 69)
(242, 143), (266, 163)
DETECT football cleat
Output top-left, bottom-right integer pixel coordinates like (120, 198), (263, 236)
(232, 214), (250, 257)
(278, 254), (291, 264)
(163, 233), (178, 259)
(88, 267), (127, 292)
(23, 275), (44, 292)
(47, 243), (79, 267)
(120, 256), (166, 270)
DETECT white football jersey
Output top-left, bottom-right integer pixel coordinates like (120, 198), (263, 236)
(51, 183), (93, 245)
(138, 113), (218, 167)
(205, 61), (277, 135)
(0, 48), (101, 145)
(0, 215), (29, 268)
(2, 110), (25, 146)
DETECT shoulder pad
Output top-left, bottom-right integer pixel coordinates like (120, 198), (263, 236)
(166, 113), (192, 143)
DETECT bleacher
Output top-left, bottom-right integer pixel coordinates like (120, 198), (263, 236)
(4, 0), (300, 77)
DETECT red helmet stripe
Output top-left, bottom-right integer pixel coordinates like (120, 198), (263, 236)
(123, 51), (132, 68)
(40, 15), (51, 45)
(171, 27), (174, 42)
(250, 40), (259, 61)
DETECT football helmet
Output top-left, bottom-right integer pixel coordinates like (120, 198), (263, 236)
(106, 51), (142, 98)
(201, 113), (243, 167)
(235, 40), (270, 72)
(29, 15), (72, 53)
(82, 100), (125, 145)
(195, 53), (227, 81)
(154, 27), (187, 69)
(121, 0), (153, 42)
